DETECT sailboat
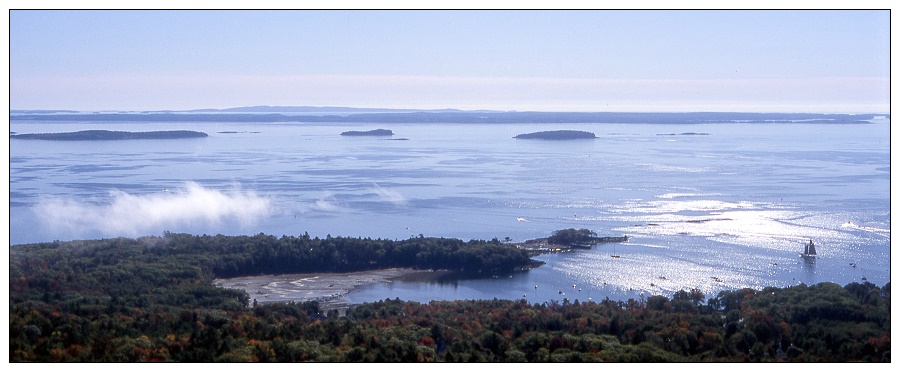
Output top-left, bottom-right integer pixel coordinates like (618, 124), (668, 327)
(800, 239), (817, 259)
(610, 245), (620, 258)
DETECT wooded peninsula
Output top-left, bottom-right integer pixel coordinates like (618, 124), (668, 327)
(9, 232), (890, 362)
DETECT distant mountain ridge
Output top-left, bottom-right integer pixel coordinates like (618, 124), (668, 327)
(9, 106), (488, 116)
(183, 106), (492, 114)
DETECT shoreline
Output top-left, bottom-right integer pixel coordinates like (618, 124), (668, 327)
(213, 268), (448, 313)
(212, 236), (627, 313)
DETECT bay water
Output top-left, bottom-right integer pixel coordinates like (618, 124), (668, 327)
(8, 119), (891, 304)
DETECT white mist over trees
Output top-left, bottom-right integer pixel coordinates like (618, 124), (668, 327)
(34, 182), (271, 236)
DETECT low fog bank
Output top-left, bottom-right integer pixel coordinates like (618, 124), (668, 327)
(34, 182), (272, 237)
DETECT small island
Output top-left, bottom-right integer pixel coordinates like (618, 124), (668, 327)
(10, 129), (208, 141)
(340, 129), (394, 136)
(514, 130), (596, 140)
(656, 132), (710, 136)
(516, 228), (628, 252)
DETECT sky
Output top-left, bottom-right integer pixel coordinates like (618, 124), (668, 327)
(6, 9), (892, 113)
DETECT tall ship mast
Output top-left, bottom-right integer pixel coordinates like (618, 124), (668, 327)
(801, 239), (817, 258)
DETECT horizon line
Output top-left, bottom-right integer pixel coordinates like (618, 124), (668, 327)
(9, 106), (891, 115)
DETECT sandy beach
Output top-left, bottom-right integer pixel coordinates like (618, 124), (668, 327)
(213, 268), (444, 312)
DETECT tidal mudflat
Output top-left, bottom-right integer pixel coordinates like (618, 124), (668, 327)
(214, 268), (447, 311)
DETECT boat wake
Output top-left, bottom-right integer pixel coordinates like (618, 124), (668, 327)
(843, 221), (891, 238)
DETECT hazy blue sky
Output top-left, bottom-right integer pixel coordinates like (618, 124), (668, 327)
(8, 10), (891, 112)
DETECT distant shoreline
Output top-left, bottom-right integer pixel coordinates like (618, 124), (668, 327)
(8, 110), (884, 124)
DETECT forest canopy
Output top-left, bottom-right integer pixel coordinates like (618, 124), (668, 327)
(9, 233), (891, 362)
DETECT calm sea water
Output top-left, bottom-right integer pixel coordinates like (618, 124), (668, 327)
(8, 119), (891, 304)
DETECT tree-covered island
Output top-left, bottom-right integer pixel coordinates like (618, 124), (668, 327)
(10, 130), (208, 140)
(340, 129), (394, 136)
(9, 232), (890, 362)
(516, 228), (628, 252)
(514, 130), (596, 140)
